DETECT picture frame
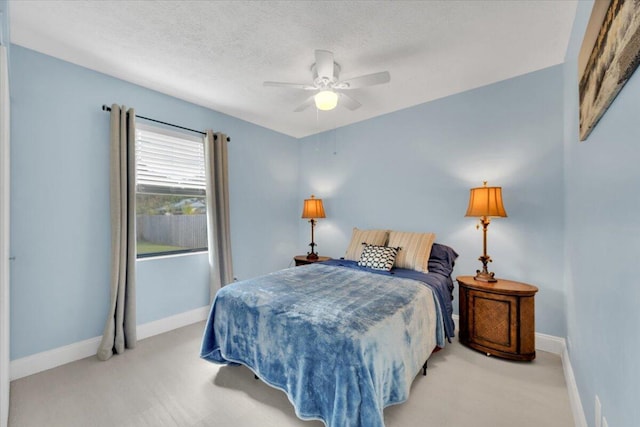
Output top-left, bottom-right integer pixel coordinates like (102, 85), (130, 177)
(579, 0), (640, 141)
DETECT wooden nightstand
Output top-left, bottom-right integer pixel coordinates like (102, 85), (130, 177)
(294, 255), (331, 266)
(457, 275), (538, 361)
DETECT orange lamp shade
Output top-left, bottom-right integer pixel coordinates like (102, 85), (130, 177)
(301, 195), (326, 219)
(465, 182), (507, 218)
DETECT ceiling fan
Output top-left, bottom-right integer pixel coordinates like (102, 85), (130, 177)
(264, 50), (391, 112)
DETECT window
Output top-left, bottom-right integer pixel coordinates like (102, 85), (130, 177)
(135, 124), (207, 258)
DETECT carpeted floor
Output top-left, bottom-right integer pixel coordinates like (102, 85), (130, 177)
(9, 321), (574, 426)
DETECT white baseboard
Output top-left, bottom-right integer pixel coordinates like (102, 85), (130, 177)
(562, 346), (588, 427)
(533, 335), (587, 427)
(10, 306), (210, 381)
(535, 332), (566, 355)
(137, 306), (210, 341)
(451, 314), (585, 426)
(10, 336), (103, 381)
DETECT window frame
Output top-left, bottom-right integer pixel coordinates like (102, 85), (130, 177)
(134, 123), (208, 259)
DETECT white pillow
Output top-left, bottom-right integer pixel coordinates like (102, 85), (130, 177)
(387, 230), (436, 272)
(344, 228), (389, 261)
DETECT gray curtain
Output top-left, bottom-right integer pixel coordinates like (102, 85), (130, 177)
(97, 104), (137, 361)
(205, 130), (233, 302)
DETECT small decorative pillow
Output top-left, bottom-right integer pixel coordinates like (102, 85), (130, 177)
(358, 244), (400, 271)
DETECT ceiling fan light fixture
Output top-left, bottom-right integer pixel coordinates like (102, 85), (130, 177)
(265, 50), (389, 112)
(314, 90), (338, 111)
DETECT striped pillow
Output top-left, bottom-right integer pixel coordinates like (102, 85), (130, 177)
(358, 244), (400, 271)
(344, 228), (389, 261)
(387, 230), (436, 272)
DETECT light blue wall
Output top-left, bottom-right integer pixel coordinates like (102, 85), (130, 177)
(299, 66), (567, 337)
(9, 45), (299, 359)
(563, 2), (640, 426)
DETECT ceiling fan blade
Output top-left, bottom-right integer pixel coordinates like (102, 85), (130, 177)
(264, 81), (316, 90)
(339, 93), (361, 111)
(315, 50), (334, 79)
(294, 96), (316, 112)
(338, 71), (390, 89)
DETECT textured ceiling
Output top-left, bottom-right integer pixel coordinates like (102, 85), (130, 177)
(10, 1), (578, 138)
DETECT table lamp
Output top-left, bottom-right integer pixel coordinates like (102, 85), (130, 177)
(301, 195), (326, 259)
(465, 181), (507, 282)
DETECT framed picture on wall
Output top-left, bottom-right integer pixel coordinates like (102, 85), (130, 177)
(579, 0), (640, 141)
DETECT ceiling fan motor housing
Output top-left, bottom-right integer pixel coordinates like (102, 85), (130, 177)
(312, 62), (341, 88)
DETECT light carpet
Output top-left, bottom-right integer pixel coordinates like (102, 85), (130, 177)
(9, 322), (573, 426)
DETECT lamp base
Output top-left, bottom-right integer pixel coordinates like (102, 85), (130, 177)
(474, 270), (497, 282)
(475, 251), (497, 282)
(306, 219), (319, 260)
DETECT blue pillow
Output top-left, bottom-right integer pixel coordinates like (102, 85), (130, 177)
(428, 243), (458, 276)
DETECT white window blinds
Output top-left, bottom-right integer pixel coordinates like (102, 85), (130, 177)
(135, 125), (206, 196)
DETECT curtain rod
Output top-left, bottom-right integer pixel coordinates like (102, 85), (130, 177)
(101, 105), (230, 141)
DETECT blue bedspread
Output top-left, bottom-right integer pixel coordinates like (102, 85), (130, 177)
(322, 259), (456, 340)
(201, 263), (445, 427)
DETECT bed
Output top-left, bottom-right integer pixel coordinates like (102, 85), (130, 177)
(200, 236), (457, 427)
